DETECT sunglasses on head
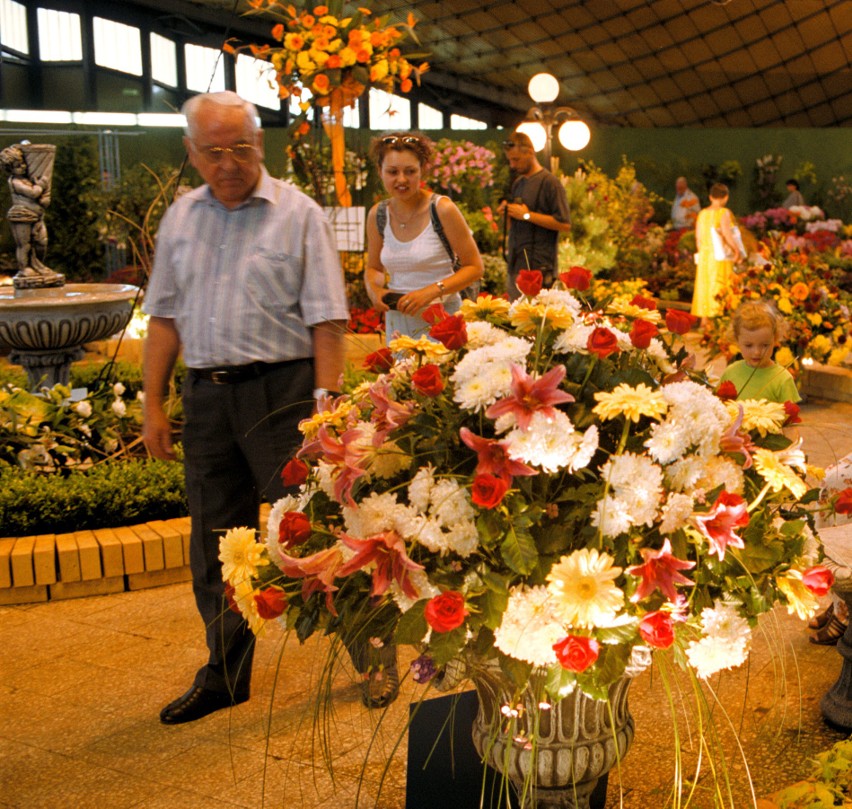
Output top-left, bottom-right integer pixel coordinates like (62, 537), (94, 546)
(382, 135), (420, 146)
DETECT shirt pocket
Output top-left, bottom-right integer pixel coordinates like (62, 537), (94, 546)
(243, 247), (303, 313)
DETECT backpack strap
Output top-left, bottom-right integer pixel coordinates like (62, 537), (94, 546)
(376, 199), (389, 236)
(429, 194), (460, 269)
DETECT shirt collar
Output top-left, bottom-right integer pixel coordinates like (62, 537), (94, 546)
(187, 167), (277, 209)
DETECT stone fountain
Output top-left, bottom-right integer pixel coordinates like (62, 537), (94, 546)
(0, 141), (139, 390)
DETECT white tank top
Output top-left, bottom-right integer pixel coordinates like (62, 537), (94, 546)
(380, 207), (456, 294)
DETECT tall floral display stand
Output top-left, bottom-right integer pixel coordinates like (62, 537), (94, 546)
(217, 271), (842, 805)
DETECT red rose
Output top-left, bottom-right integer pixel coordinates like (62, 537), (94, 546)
(802, 566), (834, 597)
(665, 309), (697, 335)
(559, 266), (592, 291)
(278, 511), (312, 548)
(430, 314), (468, 350)
(281, 457), (309, 488)
(716, 380), (738, 401)
(638, 611), (675, 649)
(587, 326), (619, 359)
(552, 635), (599, 673)
(516, 269), (543, 297)
(422, 303), (449, 325)
(254, 586), (288, 619)
(783, 401), (802, 426)
(411, 364), (445, 397)
(629, 319), (659, 349)
(364, 346), (394, 373)
(471, 473), (509, 508)
(630, 294), (657, 311)
(425, 591), (468, 633)
(836, 488), (852, 515)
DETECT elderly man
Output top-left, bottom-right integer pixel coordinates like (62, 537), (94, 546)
(671, 176), (699, 229)
(143, 91), (349, 724)
(498, 131), (571, 300)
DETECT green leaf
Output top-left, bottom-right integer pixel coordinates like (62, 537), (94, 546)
(500, 523), (539, 575)
(596, 618), (639, 646)
(498, 653), (533, 690)
(479, 587), (509, 630)
(395, 600), (428, 645)
(544, 664), (577, 701)
(428, 626), (467, 666)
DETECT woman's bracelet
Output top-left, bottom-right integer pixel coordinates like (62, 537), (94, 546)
(435, 280), (446, 294)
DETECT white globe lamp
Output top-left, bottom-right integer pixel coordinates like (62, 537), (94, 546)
(528, 72), (560, 104)
(515, 121), (547, 153)
(558, 119), (591, 151)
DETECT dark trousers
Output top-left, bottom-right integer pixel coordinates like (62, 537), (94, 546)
(182, 359), (314, 698)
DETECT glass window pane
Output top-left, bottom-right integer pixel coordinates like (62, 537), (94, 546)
(0, 0), (28, 54)
(235, 54), (279, 110)
(37, 7), (82, 61)
(418, 102), (443, 130)
(369, 88), (410, 130)
(184, 43), (225, 93)
(451, 113), (487, 130)
(93, 17), (142, 76)
(150, 33), (177, 86)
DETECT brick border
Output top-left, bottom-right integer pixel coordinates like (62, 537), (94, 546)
(0, 516), (192, 605)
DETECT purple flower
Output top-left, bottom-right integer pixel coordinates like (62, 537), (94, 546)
(410, 654), (438, 683)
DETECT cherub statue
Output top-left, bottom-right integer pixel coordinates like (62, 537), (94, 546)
(1, 142), (63, 287)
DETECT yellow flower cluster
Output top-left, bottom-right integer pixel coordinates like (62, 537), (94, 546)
(240, 1), (427, 101)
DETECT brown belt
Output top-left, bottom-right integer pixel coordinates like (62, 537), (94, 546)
(189, 358), (309, 384)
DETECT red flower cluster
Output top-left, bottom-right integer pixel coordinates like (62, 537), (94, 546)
(553, 635), (599, 672)
(425, 591), (468, 632)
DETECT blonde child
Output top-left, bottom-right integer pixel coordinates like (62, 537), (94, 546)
(719, 300), (801, 405)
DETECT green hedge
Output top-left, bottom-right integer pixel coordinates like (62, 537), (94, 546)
(0, 459), (187, 536)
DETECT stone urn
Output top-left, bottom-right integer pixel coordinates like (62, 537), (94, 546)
(469, 661), (634, 809)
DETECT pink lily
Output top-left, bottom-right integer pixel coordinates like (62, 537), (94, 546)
(459, 427), (538, 482)
(694, 491), (749, 560)
(337, 530), (425, 600)
(369, 378), (417, 433)
(627, 538), (696, 602)
(299, 424), (371, 505)
(485, 364), (574, 431)
(719, 405), (755, 469)
(277, 546), (344, 615)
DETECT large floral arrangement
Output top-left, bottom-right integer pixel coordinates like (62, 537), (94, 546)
(704, 247), (851, 370)
(430, 139), (496, 197)
(220, 269), (833, 706)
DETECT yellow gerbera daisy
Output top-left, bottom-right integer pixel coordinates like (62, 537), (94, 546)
(727, 399), (786, 437)
(775, 570), (819, 621)
(509, 300), (575, 334)
(219, 526), (267, 584)
(593, 383), (669, 423)
(546, 548), (624, 628)
(298, 399), (357, 440)
(606, 299), (662, 323)
(230, 578), (266, 634)
(753, 449), (809, 499)
(388, 335), (451, 362)
(460, 294), (510, 321)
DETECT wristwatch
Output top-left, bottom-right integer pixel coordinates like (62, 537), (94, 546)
(435, 280), (446, 294)
(522, 211), (531, 221)
(313, 387), (338, 400)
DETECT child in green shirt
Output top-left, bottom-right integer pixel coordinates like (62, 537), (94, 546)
(719, 300), (801, 404)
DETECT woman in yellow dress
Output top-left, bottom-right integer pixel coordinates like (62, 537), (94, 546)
(692, 183), (742, 327)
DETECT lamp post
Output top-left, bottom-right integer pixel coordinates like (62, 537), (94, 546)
(516, 73), (590, 173)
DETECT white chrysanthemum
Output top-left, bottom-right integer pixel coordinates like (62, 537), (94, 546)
(536, 288), (582, 324)
(367, 440), (412, 479)
(666, 456), (706, 493)
(553, 322), (595, 354)
(591, 494), (633, 538)
(465, 320), (508, 349)
(504, 411), (598, 473)
(314, 460), (337, 498)
(73, 400), (92, 418)
(659, 493), (695, 534)
(645, 419), (692, 465)
(601, 453), (662, 497)
(442, 522), (480, 557)
(390, 568), (441, 615)
(620, 476), (663, 527)
(663, 381), (729, 450)
(645, 338), (676, 374)
(430, 478), (476, 526)
(408, 465), (436, 513)
(494, 585), (564, 667)
(686, 601), (751, 679)
(453, 363), (515, 412)
(696, 455), (745, 494)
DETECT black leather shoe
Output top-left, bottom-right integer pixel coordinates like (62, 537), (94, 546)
(159, 685), (248, 725)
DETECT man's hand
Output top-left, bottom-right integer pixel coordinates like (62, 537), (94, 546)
(143, 406), (176, 461)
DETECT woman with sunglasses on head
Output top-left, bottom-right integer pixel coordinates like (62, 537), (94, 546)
(365, 132), (483, 343)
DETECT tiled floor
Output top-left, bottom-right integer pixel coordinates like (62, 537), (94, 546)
(2, 398), (851, 809)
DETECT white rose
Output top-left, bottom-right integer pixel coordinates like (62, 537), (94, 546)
(113, 382), (126, 396)
(111, 398), (127, 417)
(73, 400), (92, 418)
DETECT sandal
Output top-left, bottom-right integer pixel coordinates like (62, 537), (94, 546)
(810, 614), (848, 646)
(809, 603), (834, 631)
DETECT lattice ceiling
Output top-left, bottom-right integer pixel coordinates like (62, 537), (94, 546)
(131, 0), (852, 127)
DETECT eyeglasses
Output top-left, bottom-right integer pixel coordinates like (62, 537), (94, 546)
(195, 143), (257, 164)
(502, 140), (529, 151)
(381, 136), (420, 146)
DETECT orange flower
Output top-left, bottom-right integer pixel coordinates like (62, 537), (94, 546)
(313, 73), (330, 94)
(389, 47), (400, 59)
(400, 77), (413, 93)
(271, 23), (284, 39)
(301, 13), (315, 26)
(790, 282), (810, 300)
(348, 29), (363, 46)
(314, 4), (328, 13)
(358, 7), (372, 14)
(297, 121), (311, 136)
(370, 30), (385, 47)
(323, 24), (336, 38)
(326, 54), (342, 69)
(355, 48), (371, 63)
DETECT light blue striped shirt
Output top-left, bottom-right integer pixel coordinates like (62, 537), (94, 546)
(143, 169), (349, 368)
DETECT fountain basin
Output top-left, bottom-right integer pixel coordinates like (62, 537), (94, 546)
(0, 283), (139, 389)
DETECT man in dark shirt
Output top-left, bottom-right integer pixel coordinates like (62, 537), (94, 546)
(498, 131), (571, 299)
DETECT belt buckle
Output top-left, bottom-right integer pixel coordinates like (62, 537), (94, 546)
(210, 370), (230, 384)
